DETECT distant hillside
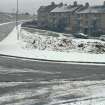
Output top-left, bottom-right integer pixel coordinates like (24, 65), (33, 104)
(0, 12), (33, 23)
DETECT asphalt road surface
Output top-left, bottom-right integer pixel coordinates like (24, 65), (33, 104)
(0, 22), (16, 41)
(0, 22), (105, 105)
(0, 56), (104, 105)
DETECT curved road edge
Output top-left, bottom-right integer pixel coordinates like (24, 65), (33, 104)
(0, 53), (105, 66)
(0, 21), (105, 67)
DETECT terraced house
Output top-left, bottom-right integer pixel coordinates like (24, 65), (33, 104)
(50, 1), (83, 32)
(77, 1), (105, 36)
(37, 1), (86, 32)
(37, 1), (105, 36)
(37, 2), (57, 28)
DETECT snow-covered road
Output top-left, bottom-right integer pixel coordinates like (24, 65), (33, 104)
(0, 66), (105, 105)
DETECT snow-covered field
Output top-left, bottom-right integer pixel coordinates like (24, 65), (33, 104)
(0, 25), (105, 63)
(0, 13), (32, 24)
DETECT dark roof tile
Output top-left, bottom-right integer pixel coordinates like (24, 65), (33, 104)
(77, 6), (105, 14)
(51, 5), (83, 13)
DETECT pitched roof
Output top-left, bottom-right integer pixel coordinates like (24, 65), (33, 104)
(38, 5), (57, 13)
(51, 5), (83, 13)
(77, 6), (105, 14)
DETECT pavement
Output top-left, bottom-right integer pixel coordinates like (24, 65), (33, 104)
(0, 22), (15, 41)
(0, 21), (25, 41)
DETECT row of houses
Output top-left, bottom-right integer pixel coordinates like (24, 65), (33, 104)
(37, 1), (105, 36)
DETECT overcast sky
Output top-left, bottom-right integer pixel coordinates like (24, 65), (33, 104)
(0, 0), (105, 14)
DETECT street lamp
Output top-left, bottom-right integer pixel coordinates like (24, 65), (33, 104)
(16, 0), (19, 40)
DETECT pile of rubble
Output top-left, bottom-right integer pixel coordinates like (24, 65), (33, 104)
(75, 41), (105, 54)
(20, 29), (105, 54)
(20, 29), (75, 51)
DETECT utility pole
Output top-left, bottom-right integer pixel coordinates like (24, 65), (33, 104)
(16, 0), (19, 40)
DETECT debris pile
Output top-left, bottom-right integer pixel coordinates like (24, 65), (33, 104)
(20, 29), (105, 54)
(20, 29), (75, 52)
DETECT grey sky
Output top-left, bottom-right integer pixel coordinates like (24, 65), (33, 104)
(0, 0), (105, 14)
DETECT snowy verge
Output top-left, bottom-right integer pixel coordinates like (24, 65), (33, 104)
(20, 29), (105, 54)
(0, 26), (105, 63)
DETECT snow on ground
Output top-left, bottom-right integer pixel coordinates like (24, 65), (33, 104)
(20, 29), (105, 54)
(0, 80), (105, 105)
(48, 80), (105, 105)
(1, 26), (105, 105)
(0, 26), (105, 63)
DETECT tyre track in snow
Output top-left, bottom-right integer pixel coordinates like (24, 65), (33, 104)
(0, 65), (104, 105)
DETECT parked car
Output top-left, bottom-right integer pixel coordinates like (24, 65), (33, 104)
(73, 33), (88, 39)
(99, 35), (105, 41)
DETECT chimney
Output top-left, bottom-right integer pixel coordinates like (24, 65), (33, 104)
(85, 2), (89, 8)
(51, 2), (55, 6)
(59, 2), (63, 7)
(103, 1), (105, 6)
(74, 1), (77, 6)
(64, 4), (67, 6)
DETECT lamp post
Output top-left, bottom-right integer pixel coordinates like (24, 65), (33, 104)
(16, 0), (19, 40)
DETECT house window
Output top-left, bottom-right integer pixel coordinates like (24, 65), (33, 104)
(85, 21), (88, 25)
